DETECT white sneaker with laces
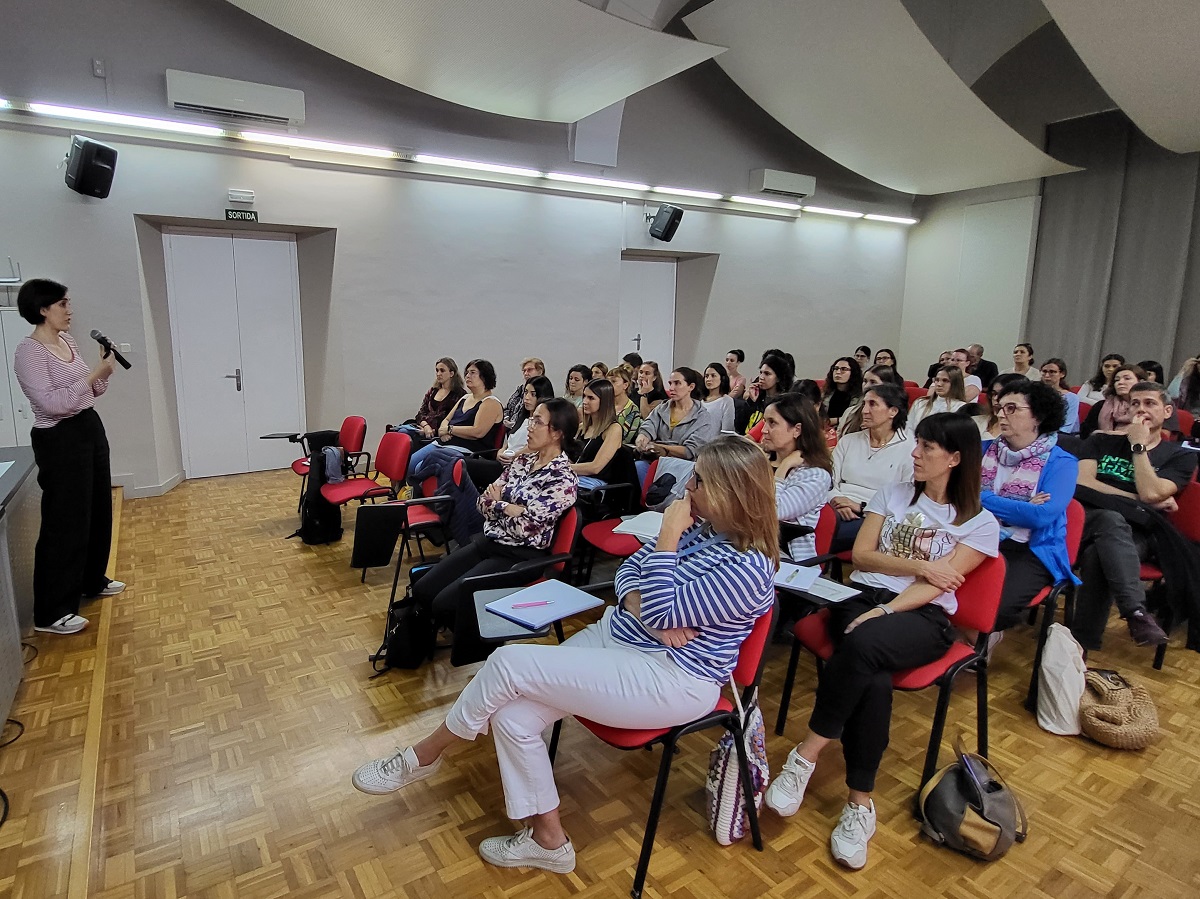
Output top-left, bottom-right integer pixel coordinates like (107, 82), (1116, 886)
(478, 827), (576, 874)
(830, 799), (876, 869)
(764, 747), (815, 817)
(352, 746), (442, 795)
(97, 580), (126, 596)
(34, 614), (89, 635)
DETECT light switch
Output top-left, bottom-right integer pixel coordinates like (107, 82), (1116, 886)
(119, 343), (131, 353)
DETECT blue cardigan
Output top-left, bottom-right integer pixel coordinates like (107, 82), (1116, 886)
(980, 445), (1081, 586)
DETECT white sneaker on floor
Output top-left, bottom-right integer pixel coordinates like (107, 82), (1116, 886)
(97, 580), (126, 596)
(352, 746), (442, 795)
(764, 747), (816, 817)
(830, 800), (876, 870)
(34, 614), (89, 635)
(478, 827), (576, 874)
(985, 630), (1005, 663)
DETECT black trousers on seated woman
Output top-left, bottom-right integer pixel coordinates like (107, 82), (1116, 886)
(413, 533), (547, 664)
(809, 588), (953, 792)
(994, 539), (1054, 631)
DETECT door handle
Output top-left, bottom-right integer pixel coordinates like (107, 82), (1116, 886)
(224, 368), (242, 392)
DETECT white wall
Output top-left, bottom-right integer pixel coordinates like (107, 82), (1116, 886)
(899, 181), (1041, 379)
(0, 124), (914, 493)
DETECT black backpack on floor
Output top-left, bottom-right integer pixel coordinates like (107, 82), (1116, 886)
(288, 430), (343, 545)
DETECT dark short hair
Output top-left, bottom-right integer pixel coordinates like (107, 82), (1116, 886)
(540, 397), (582, 458)
(864, 382), (909, 431)
(466, 359), (497, 390)
(998, 380), (1065, 434)
(864, 364), (901, 386)
(704, 362), (731, 396)
(913, 412), (983, 525)
(790, 378), (822, 408)
(622, 352), (643, 369)
(1136, 360), (1164, 384)
(727, 348), (745, 363)
(761, 353), (794, 391)
(1130, 380), (1171, 406)
(526, 375), (555, 403)
(17, 278), (67, 325)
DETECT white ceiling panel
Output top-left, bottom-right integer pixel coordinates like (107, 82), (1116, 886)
(222, 0), (724, 123)
(1043, 0), (1200, 153)
(685, 0), (1078, 195)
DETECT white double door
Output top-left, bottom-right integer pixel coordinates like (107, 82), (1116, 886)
(617, 257), (676, 370)
(163, 229), (306, 479)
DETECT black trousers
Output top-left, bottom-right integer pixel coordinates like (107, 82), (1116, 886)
(30, 408), (113, 626)
(808, 589), (953, 792)
(995, 540), (1055, 630)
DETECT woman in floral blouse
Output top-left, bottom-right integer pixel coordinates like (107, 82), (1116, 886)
(412, 398), (580, 643)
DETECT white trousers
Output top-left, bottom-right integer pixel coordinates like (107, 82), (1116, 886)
(444, 607), (721, 819)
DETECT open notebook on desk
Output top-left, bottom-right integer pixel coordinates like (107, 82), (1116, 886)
(612, 511), (663, 543)
(484, 579), (604, 630)
(775, 561), (861, 602)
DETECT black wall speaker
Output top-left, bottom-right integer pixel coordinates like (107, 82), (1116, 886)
(649, 204), (683, 242)
(64, 135), (118, 198)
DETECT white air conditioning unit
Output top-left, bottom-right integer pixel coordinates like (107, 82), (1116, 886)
(166, 70), (305, 127)
(749, 169), (816, 199)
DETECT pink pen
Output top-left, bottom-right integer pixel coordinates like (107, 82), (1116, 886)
(511, 600), (554, 609)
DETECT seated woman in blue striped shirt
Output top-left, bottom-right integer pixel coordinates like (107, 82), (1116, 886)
(352, 436), (777, 875)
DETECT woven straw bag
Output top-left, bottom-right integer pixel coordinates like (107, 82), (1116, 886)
(1078, 669), (1160, 751)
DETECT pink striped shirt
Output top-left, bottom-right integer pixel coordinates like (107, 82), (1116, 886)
(13, 334), (108, 428)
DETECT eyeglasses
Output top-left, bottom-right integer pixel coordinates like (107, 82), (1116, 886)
(688, 471), (704, 489)
(998, 403), (1030, 416)
(527, 415), (549, 429)
(832, 366), (852, 373)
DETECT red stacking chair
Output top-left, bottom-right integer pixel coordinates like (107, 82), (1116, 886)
(321, 431), (410, 509)
(1171, 409), (1194, 442)
(293, 415), (368, 509)
(1077, 401), (1092, 424)
(1135, 475), (1200, 670)
(775, 554), (1006, 793)
(905, 384), (928, 408)
(546, 605), (775, 899)
(577, 459), (659, 584)
(1024, 499), (1085, 709)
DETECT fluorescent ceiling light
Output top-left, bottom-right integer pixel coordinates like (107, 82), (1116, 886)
(729, 195), (801, 210)
(412, 153), (541, 178)
(547, 172), (650, 191)
(239, 130), (397, 159)
(864, 213), (919, 225)
(802, 205), (865, 218)
(0, 99), (9, 109)
(28, 102), (224, 136)
(652, 185), (723, 200)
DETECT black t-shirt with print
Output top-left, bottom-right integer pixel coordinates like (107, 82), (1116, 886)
(1081, 433), (1197, 495)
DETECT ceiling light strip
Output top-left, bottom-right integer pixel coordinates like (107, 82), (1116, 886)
(27, 102), (224, 136)
(802, 205), (865, 218)
(239, 130), (397, 159)
(864, 213), (919, 224)
(546, 172), (651, 191)
(729, 194), (801, 210)
(412, 153), (541, 178)
(651, 185), (724, 200)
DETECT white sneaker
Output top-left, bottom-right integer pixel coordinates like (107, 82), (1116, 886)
(985, 630), (1005, 663)
(764, 747), (816, 817)
(352, 746), (442, 795)
(99, 580), (126, 596)
(830, 800), (876, 869)
(478, 827), (576, 874)
(34, 614), (89, 635)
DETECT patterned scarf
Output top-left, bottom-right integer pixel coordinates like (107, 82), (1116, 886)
(980, 432), (1057, 500)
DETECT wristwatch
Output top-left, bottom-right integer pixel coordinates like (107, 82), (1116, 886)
(1130, 443), (1147, 455)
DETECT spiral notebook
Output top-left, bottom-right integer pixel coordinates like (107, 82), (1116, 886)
(484, 579), (604, 630)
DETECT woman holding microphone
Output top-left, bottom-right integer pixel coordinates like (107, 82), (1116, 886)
(14, 279), (124, 635)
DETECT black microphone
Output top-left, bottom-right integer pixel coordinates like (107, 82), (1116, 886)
(90, 329), (132, 370)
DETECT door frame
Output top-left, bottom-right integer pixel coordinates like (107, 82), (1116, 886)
(162, 226), (306, 479)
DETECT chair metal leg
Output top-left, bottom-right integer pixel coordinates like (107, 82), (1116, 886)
(1025, 595), (1058, 712)
(775, 638), (802, 736)
(297, 473), (307, 513)
(919, 679), (954, 792)
(976, 658), (989, 758)
(548, 720), (562, 764)
(553, 620), (565, 643)
(631, 737), (676, 899)
(1154, 643), (1167, 670)
(729, 717), (764, 851)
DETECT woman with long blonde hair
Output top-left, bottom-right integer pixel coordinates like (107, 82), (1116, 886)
(353, 436), (777, 875)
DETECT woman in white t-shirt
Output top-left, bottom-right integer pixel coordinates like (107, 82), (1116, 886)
(766, 412), (999, 871)
(909, 365), (967, 427)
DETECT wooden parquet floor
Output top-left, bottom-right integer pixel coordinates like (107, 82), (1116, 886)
(3, 469), (1200, 898)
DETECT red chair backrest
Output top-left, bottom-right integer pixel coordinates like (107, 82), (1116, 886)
(1065, 499), (1085, 565)
(904, 380), (920, 390)
(492, 422), (508, 450)
(375, 432), (412, 483)
(905, 384), (927, 407)
(546, 506), (580, 576)
(1174, 409), (1194, 440)
(815, 379), (825, 391)
(1169, 475), (1200, 543)
(748, 419), (764, 443)
(417, 457), (464, 498)
(1077, 401), (1092, 422)
(732, 606), (776, 691)
(947, 554), (1007, 634)
(814, 504), (838, 557)
(339, 416), (367, 454)
(639, 459), (660, 505)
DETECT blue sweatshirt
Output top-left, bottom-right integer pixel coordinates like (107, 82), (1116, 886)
(980, 445), (1081, 586)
